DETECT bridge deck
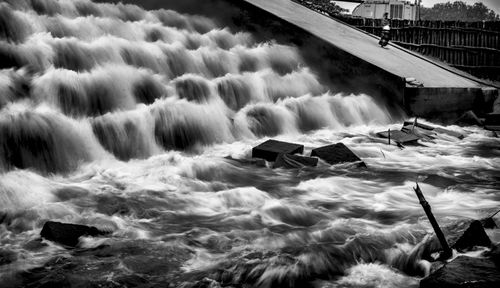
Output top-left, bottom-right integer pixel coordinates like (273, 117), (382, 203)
(245, 0), (482, 89)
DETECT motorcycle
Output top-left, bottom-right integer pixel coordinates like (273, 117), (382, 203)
(379, 25), (391, 48)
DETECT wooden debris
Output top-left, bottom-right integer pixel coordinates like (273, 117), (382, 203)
(420, 256), (500, 288)
(377, 129), (420, 144)
(413, 183), (453, 260)
(403, 119), (464, 139)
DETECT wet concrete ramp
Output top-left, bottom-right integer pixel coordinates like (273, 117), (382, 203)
(242, 0), (497, 118)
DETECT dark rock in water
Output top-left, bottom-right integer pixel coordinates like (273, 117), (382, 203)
(40, 221), (106, 247)
(484, 113), (500, 131)
(0, 249), (17, 266)
(273, 153), (318, 169)
(486, 244), (500, 266)
(451, 220), (491, 252)
(310, 143), (365, 167)
(481, 217), (498, 229)
(454, 110), (484, 126)
(420, 256), (500, 288)
(252, 140), (304, 162)
(377, 129), (420, 144)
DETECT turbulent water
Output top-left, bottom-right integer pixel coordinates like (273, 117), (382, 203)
(0, 0), (499, 287)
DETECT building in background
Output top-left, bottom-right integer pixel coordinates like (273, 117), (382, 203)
(352, 0), (419, 20)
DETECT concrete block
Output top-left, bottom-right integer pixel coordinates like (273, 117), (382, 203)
(273, 153), (318, 169)
(252, 140), (304, 162)
(310, 143), (364, 166)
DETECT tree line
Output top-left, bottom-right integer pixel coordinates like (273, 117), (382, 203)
(420, 1), (499, 21)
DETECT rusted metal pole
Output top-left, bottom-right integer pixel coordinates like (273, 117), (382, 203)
(414, 183), (453, 260)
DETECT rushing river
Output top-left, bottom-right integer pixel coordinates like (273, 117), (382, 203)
(0, 0), (499, 287)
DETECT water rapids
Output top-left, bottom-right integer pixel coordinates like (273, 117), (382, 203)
(0, 0), (499, 287)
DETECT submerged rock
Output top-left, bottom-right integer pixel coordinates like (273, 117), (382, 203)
(420, 256), (500, 288)
(252, 139), (304, 162)
(0, 249), (17, 266)
(40, 221), (106, 247)
(273, 153), (318, 169)
(454, 110), (484, 126)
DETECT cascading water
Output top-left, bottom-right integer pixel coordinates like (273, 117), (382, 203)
(0, 0), (499, 287)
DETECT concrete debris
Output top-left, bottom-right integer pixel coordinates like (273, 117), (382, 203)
(377, 129), (420, 144)
(310, 143), (365, 167)
(252, 140), (304, 162)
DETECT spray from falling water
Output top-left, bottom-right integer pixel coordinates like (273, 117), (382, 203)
(0, 0), (393, 174)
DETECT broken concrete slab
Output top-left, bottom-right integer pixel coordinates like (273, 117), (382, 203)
(403, 121), (435, 131)
(401, 121), (464, 139)
(401, 125), (436, 141)
(273, 153), (318, 169)
(420, 256), (500, 288)
(252, 140), (304, 162)
(310, 143), (365, 167)
(41, 221), (106, 247)
(377, 129), (420, 144)
(451, 220), (492, 252)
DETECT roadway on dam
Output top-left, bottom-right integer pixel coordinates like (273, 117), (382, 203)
(244, 0), (484, 89)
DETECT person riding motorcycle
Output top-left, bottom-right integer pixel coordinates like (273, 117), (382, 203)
(379, 12), (391, 47)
